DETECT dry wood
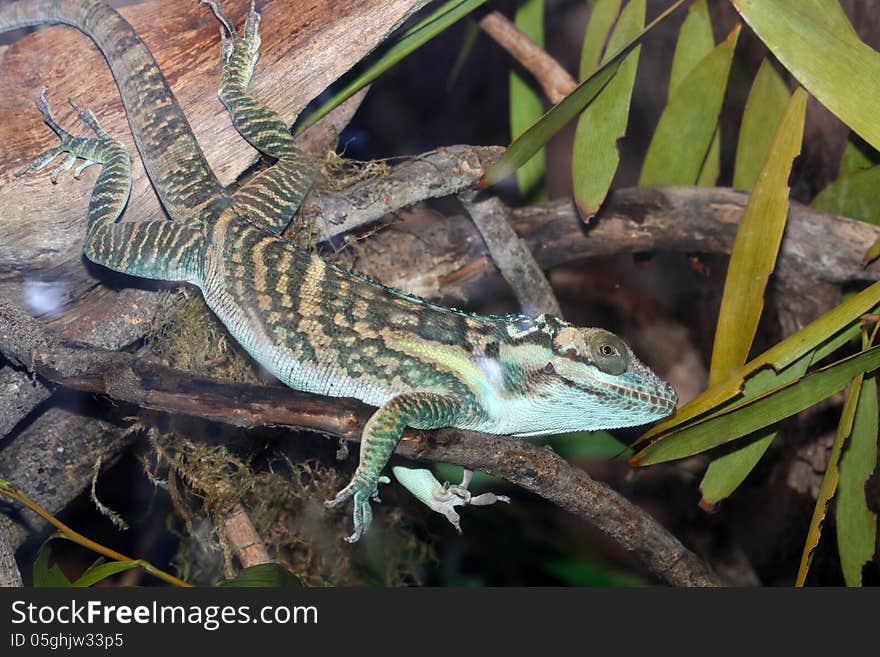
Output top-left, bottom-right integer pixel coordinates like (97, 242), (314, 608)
(221, 503), (272, 569)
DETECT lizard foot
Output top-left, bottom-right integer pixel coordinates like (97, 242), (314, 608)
(324, 474), (390, 543)
(392, 467), (511, 535)
(201, 0), (260, 70)
(16, 88), (120, 183)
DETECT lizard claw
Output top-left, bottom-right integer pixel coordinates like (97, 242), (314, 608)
(16, 89), (117, 183)
(325, 473), (390, 542)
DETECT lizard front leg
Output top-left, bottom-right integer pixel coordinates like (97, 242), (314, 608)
(325, 393), (466, 543)
(202, 0), (315, 234)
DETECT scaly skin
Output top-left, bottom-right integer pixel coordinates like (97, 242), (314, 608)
(3, 0), (678, 542)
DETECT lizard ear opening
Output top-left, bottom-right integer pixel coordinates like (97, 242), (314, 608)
(551, 326), (586, 358)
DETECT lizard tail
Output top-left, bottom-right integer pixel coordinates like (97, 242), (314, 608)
(0, 0), (224, 225)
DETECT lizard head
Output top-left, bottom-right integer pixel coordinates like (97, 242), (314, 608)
(495, 315), (677, 436)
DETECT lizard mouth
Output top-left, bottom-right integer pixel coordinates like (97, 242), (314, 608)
(605, 379), (678, 418)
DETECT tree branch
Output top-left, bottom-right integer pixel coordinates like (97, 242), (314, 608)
(302, 145), (505, 241)
(0, 294), (719, 586)
(478, 11), (577, 104)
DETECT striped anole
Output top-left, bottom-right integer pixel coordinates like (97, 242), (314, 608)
(2, 0), (677, 542)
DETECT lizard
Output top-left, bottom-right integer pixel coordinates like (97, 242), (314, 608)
(1, 0), (678, 543)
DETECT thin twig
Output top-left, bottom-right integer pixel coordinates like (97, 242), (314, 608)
(479, 10), (577, 104)
(0, 295), (719, 586)
(459, 189), (562, 317)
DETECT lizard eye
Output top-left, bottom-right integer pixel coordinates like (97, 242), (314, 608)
(598, 343), (617, 358)
(588, 332), (628, 375)
(543, 362), (555, 374)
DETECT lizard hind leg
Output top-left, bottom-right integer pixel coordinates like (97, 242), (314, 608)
(201, 0), (315, 235)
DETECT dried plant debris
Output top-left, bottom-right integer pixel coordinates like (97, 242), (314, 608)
(144, 291), (262, 384)
(147, 430), (433, 586)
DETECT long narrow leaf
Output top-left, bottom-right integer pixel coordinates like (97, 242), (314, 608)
(731, 0), (880, 152)
(796, 371), (864, 586)
(811, 165), (880, 225)
(510, 0), (547, 201)
(733, 59), (791, 190)
(668, 0), (719, 185)
(709, 88), (807, 384)
(632, 345), (880, 465)
(642, 58), (796, 494)
(482, 0), (687, 186)
(72, 559), (143, 588)
(579, 0), (622, 77)
(836, 373), (878, 586)
(572, 0), (644, 217)
(639, 25), (739, 186)
(668, 0), (715, 95)
(296, 0), (489, 131)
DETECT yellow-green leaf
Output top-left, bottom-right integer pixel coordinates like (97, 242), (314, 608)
(811, 165), (880, 225)
(639, 25), (740, 186)
(296, 0), (489, 131)
(836, 373), (878, 586)
(731, 0), (880, 152)
(633, 345), (880, 466)
(733, 59), (791, 190)
(33, 541), (73, 587)
(698, 333), (825, 505)
(668, 0), (714, 96)
(699, 431), (777, 507)
(796, 370), (865, 586)
(696, 130), (721, 186)
(482, 0), (687, 186)
(572, 0), (644, 217)
(838, 138), (878, 177)
(579, 0), (622, 77)
(72, 558), (143, 588)
(709, 88), (807, 385)
(510, 0), (547, 202)
(635, 282), (880, 447)
(668, 0), (719, 186)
